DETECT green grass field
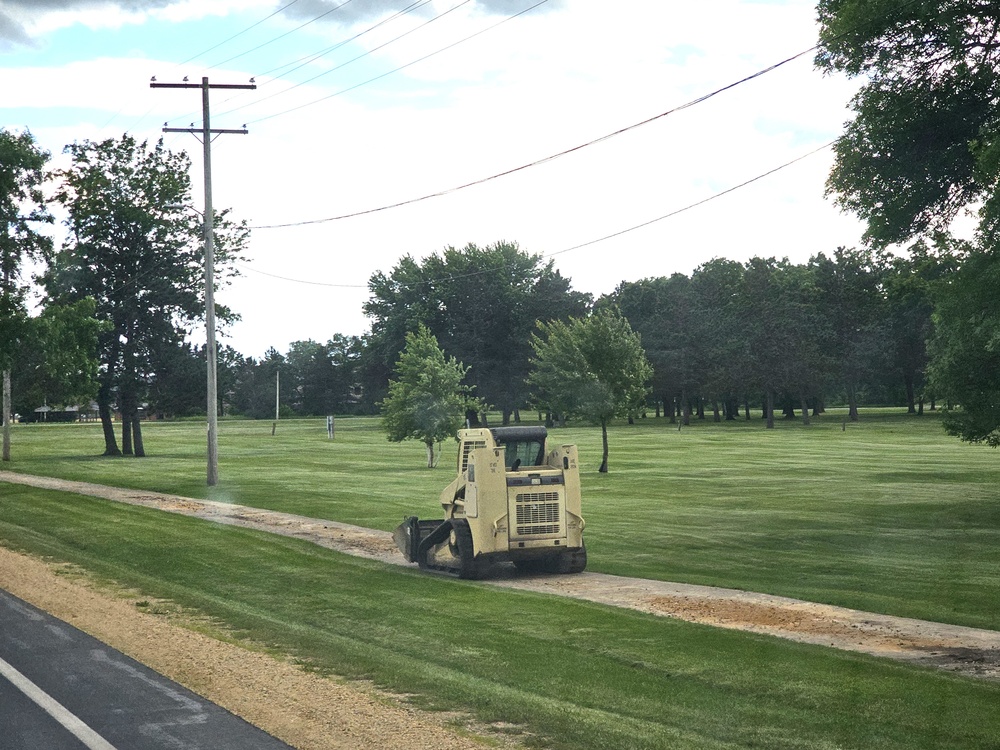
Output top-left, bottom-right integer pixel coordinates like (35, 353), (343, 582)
(4, 409), (999, 629)
(1, 410), (999, 748)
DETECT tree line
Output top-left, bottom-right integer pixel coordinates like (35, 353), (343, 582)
(24, 235), (959, 432)
(2, 129), (995, 457)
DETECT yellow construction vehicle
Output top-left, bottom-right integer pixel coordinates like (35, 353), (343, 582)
(393, 426), (587, 579)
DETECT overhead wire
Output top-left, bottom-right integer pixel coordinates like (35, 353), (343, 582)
(206, 0), (359, 70)
(244, 0), (924, 229)
(213, 0), (469, 119)
(251, 41), (818, 229)
(124, 0), (306, 134)
(163, 0), (463, 129)
(178, 0), (306, 66)
(236, 141), (835, 290)
(257, 0), (434, 80)
(244, 0), (550, 125)
(92, 0), (926, 321)
(233, 0), (922, 288)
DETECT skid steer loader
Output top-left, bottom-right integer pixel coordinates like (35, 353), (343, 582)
(393, 426), (586, 579)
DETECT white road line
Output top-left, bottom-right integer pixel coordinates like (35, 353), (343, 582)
(0, 655), (118, 750)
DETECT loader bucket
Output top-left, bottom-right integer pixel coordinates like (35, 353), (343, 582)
(393, 516), (420, 562)
(394, 516), (454, 567)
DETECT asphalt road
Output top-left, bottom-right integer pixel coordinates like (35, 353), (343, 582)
(0, 589), (294, 750)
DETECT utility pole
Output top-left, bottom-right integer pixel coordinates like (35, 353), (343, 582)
(151, 76), (255, 486)
(272, 369), (279, 436)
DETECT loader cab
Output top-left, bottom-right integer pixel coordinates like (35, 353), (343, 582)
(489, 426), (548, 470)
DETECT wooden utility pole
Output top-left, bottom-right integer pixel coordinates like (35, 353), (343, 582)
(151, 76), (255, 486)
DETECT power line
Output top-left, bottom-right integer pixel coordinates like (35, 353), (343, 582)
(251, 42), (817, 230)
(245, 0), (550, 125)
(214, 0), (468, 119)
(256, 0), (433, 80)
(546, 141), (835, 259)
(166, 0), (469, 130)
(161, 0), (364, 128)
(235, 262), (365, 288)
(179, 0), (305, 66)
(175, 1), (431, 125)
(239, 140), (834, 290)
(244, 0), (921, 230)
(255, 2), (423, 79)
(207, 0), (359, 70)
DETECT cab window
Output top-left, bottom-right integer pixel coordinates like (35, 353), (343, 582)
(504, 440), (544, 470)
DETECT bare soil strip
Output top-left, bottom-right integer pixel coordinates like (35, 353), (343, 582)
(2, 471), (999, 683)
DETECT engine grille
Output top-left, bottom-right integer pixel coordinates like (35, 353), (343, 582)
(515, 492), (562, 535)
(461, 440), (487, 472)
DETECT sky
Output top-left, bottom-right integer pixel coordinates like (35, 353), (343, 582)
(2, 0), (871, 358)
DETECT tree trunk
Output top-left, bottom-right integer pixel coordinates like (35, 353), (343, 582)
(598, 419), (609, 473)
(712, 401), (721, 422)
(681, 390), (690, 426)
(744, 397), (751, 421)
(800, 391), (810, 426)
(425, 440), (435, 468)
(121, 391), (134, 456)
(782, 397), (795, 420)
(98, 388), (121, 456)
(2, 369), (10, 462)
(765, 389), (775, 429)
(132, 412), (145, 457)
(904, 373), (916, 414)
(847, 383), (860, 422)
(464, 409), (480, 428)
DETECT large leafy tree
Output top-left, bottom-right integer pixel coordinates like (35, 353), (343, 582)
(381, 325), (479, 468)
(284, 334), (364, 416)
(229, 347), (286, 420)
(11, 299), (103, 419)
(0, 128), (52, 461)
(816, 0), (1000, 245)
(928, 248), (1000, 446)
(884, 237), (961, 413)
(603, 274), (699, 424)
(364, 241), (590, 423)
(735, 258), (827, 428)
(529, 309), (651, 473)
(809, 247), (889, 421)
(817, 2), (1000, 442)
(44, 135), (247, 457)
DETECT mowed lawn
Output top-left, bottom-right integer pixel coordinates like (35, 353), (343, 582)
(4, 409), (998, 630)
(2, 411), (1000, 748)
(1, 483), (999, 750)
